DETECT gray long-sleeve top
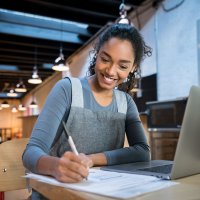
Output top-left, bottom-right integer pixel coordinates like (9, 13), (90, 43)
(22, 77), (150, 173)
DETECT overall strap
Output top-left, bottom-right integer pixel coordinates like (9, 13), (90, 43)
(69, 77), (84, 108)
(50, 77), (83, 148)
(114, 90), (127, 114)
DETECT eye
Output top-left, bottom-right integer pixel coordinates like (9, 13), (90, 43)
(101, 56), (110, 63)
(119, 65), (128, 70)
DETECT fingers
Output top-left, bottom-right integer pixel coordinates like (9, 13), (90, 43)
(54, 151), (89, 183)
(79, 153), (93, 168)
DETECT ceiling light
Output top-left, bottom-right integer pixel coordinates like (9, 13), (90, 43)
(28, 47), (42, 84)
(116, 2), (131, 25)
(1, 100), (10, 108)
(28, 66), (42, 84)
(52, 48), (69, 71)
(29, 100), (38, 108)
(7, 89), (18, 97)
(18, 104), (27, 111)
(15, 80), (27, 92)
(11, 106), (18, 113)
(52, 20), (69, 72)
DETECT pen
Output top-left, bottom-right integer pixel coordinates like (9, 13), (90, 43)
(62, 120), (88, 180)
(62, 120), (79, 155)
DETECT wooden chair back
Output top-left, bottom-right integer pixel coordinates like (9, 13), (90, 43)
(0, 138), (29, 191)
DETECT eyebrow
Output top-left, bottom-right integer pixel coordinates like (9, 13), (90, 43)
(100, 51), (132, 64)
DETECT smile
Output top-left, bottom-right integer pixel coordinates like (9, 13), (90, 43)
(103, 75), (117, 84)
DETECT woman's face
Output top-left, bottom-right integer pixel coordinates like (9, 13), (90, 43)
(94, 37), (135, 91)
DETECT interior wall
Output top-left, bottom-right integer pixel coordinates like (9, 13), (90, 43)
(22, 72), (62, 116)
(0, 99), (22, 138)
(140, 0), (200, 100)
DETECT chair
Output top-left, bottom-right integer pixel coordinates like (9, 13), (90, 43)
(0, 138), (29, 194)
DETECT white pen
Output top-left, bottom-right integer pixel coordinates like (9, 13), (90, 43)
(62, 120), (79, 155)
(62, 120), (88, 180)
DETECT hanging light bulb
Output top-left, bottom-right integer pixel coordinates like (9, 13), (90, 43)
(52, 47), (69, 71)
(18, 104), (27, 111)
(1, 100), (10, 108)
(28, 47), (42, 84)
(15, 79), (27, 92)
(7, 89), (18, 97)
(52, 20), (69, 71)
(29, 100), (38, 108)
(116, 1), (131, 25)
(28, 66), (42, 84)
(11, 106), (18, 113)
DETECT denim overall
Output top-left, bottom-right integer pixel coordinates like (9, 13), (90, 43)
(50, 77), (127, 157)
(32, 77), (127, 199)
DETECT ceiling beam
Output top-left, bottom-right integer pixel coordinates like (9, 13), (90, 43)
(0, 21), (84, 44)
(0, 9), (92, 36)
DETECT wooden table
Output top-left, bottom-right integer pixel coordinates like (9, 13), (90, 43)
(29, 174), (200, 200)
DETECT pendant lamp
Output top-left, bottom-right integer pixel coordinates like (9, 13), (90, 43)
(29, 100), (38, 108)
(18, 104), (27, 111)
(28, 47), (42, 84)
(28, 66), (42, 84)
(11, 106), (18, 113)
(52, 46), (69, 71)
(15, 79), (27, 93)
(116, 1), (131, 25)
(7, 89), (18, 97)
(1, 100), (10, 108)
(52, 20), (69, 71)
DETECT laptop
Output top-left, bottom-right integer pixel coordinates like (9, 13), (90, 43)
(101, 85), (200, 180)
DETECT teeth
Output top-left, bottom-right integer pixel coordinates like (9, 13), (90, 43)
(104, 76), (114, 83)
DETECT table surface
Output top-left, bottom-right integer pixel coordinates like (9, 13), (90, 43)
(29, 173), (200, 200)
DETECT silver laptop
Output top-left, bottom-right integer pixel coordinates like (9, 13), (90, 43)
(102, 85), (200, 180)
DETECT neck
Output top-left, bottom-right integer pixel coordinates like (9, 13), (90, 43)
(88, 75), (113, 96)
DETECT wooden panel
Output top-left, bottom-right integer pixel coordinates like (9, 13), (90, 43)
(21, 116), (38, 138)
(150, 131), (179, 160)
(0, 138), (29, 191)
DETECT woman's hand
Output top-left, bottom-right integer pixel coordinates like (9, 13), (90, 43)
(52, 152), (92, 183)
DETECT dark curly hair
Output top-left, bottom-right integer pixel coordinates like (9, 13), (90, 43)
(87, 23), (152, 94)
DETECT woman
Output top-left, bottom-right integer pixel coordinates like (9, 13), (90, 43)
(23, 23), (152, 189)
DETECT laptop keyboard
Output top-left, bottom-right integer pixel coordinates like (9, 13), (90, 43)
(138, 164), (173, 174)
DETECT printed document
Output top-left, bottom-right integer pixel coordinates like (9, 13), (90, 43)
(25, 168), (178, 199)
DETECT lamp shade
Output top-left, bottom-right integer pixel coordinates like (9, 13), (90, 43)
(116, 3), (131, 25)
(15, 81), (27, 92)
(18, 104), (27, 111)
(7, 89), (18, 97)
(1, 100), (10, 108)
(52, 51), (69, 71)
(11, 106), (18, 113)
(28, 66), (42, 84)
(117, 16), (130, 24)
(29, 100), (38, 108)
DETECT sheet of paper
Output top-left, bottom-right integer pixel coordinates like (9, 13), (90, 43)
(25, 168), (178, 199)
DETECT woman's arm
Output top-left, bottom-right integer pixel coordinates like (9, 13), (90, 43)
(103, 94), (150, 165)
(22, 79), (90, 182)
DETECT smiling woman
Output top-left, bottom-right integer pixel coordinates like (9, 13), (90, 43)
(22, 23), (152, 200)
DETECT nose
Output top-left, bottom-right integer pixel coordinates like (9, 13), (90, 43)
(106, 64), (117, 76)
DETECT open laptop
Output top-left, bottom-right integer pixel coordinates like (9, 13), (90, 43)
(101, 85), (200, 180)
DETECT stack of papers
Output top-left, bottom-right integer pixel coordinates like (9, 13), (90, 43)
(25, 168), (178, 199)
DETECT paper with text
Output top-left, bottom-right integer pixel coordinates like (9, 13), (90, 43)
(25, 168), (178, 199)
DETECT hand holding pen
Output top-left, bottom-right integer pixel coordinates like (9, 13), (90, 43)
(61, 121), (91, 181)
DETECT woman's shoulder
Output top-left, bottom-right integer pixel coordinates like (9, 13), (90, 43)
(56, 77), (72, 88)
(115, 90), (134, 104)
